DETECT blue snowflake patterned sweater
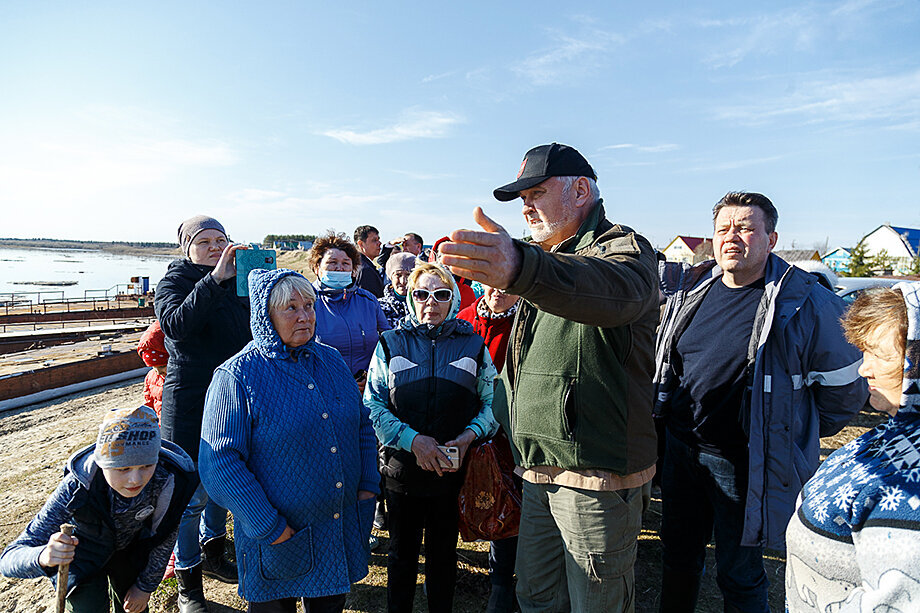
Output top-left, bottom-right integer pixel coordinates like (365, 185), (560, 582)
(199, 268), (380, 602)
(786, 281), (920, 612)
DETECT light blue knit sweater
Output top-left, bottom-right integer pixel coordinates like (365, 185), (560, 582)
(200, 268), (379, 602)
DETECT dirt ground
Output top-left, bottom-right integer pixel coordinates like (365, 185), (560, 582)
(0, 380), (883, 612)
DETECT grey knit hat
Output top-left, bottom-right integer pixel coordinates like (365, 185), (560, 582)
(94, 406), (161, 468)
(177, 215), (227, 257)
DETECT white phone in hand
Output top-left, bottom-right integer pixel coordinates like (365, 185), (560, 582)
(436, 446), (460, 470)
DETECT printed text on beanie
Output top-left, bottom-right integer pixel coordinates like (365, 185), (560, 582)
(94, 406), (161, 468)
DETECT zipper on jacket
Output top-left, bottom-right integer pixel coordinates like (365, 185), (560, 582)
(563, 378), (577, 441)
(428, 338), (436, 414)
(510, 305), (534, 437)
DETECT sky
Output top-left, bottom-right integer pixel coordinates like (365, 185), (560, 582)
(1, 1), (918, 251)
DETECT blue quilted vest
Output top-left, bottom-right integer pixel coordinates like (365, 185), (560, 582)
(379, 319), (485, 495)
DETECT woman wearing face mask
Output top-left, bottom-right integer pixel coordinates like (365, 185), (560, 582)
(378, 252), (417, 329)
(785, 282), (920, 611)
(309, 232), (390, 392)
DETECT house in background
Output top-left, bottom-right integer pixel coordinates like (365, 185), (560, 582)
(662, 236), (711, 264)
(822, 247), (851, 273)
(860, 224), (920, 274)
(774, 249), (820, 263)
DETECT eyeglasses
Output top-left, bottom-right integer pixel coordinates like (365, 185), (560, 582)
(411, 288), (453, 303)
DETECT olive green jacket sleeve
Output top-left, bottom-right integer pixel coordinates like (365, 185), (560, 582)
(505, 203), (659, 327)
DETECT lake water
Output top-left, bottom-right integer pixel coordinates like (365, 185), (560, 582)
(0, 247), (176, 301)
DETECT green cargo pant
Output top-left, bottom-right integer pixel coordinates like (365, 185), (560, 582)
(515, 480), (649, 613)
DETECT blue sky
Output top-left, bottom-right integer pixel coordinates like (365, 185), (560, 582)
(1, 1), (918, 251)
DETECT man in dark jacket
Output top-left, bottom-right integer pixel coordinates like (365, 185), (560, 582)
(354, 224), (385, 298)
(653, 192), (868, 612)
(440, 143), (659, 613)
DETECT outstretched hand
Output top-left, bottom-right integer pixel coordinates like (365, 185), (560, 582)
(438, 208), (522, 290)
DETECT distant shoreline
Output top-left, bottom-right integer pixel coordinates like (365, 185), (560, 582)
(0, 238), (180, 258)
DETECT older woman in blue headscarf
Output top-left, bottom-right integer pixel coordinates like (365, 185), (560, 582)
(364, 262), (498, 613)
(200, 268), (378, 613)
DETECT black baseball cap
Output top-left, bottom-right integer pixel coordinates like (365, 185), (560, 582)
(493, 143), (597, 202)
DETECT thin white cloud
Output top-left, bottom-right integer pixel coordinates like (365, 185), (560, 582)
(697, 1), (907, 69)
(599, 143), (679, 153)
(511, 22), (625, 85)
(638, 144), (679, 153)
(683, 155), (787, 173)
(421, 71), (457, 84)
(700, 8), (819, 69)
(322, 110), (462, 145)
(831, 0), (899, 17)
(714, 69), (920, 129)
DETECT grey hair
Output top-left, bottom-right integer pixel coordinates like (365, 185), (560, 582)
(386, 252), (417, 279)
(268, 274), (316, 313)
(558, 176), (601, 206)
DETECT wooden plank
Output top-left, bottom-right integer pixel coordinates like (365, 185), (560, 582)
(0, 352), (145, 401)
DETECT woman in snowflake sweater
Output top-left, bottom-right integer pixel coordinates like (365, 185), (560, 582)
(785, 282), (920, 612)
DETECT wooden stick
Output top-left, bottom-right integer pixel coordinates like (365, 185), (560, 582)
(55, 523), (75, 613)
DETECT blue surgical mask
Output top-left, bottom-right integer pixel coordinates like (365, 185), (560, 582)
(320, 270), (354, 289)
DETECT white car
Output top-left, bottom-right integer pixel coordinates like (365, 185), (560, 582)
(834, 277), (901, 304)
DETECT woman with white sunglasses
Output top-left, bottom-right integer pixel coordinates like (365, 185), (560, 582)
(364, 262), (498, 613)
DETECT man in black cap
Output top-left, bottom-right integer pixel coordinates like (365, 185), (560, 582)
(440, 143), (659, 613)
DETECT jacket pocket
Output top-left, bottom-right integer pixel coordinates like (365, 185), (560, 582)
(563, 378), (577, 440)
(258, 526), (313, 581)
(513, 371), (576, 442)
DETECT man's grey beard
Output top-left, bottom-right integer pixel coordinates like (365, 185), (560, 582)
(530, 215), (573, 244)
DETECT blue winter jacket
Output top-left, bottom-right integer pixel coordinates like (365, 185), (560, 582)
(0, 441), (197, 594)
(656, 254), (868, 549)
(312, 281), (390, 376)
(200, 268), (380, 602)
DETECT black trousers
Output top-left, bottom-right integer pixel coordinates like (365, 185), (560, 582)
(66, 546), (148, 613)
(247, 593), (347, 613)
(385, 486), (461, 613)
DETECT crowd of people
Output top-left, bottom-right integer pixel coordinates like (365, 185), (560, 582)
(1, 141), (919, 613)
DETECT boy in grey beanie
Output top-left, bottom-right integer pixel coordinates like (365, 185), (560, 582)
(0, 406), (198, 613)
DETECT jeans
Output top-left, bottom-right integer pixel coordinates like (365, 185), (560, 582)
(489, 536), (518, 586)
(515, 480), (648, 613)
(659, 431), (769, 613)
(174, 481), (229, 570)
(385, 486), (461, 613)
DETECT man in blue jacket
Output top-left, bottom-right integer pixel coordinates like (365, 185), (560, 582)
(654, 192), (868, 612)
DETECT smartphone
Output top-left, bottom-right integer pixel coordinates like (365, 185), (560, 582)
(235, 247), (277, 296)
(353, 369), (367, 381)
(436, 445), (460, 470)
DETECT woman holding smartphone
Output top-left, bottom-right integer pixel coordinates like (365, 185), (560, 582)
(364, 262), (498, 613)
(154, 215), (250, 613)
